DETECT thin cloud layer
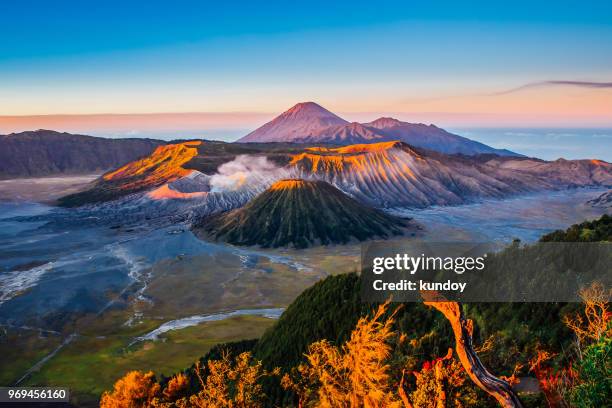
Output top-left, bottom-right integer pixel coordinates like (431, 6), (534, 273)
(493, 80), (612, 95)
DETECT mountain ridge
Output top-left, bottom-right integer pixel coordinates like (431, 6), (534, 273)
(0, 129), (165, 179)
(290, 140), (612, 207)
(237, 102), (519, 156)
(57, 139), (612, 208)
(58, 140), (202, 207)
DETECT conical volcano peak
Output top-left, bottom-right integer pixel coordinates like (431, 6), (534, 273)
(289, 101), (323, 110)
(277, 102), (346, 123)
(237, 102), (348, 143)
(196, 178), (409, 248)
(283, 102), (340, 118)
(270, 178), (308, 190)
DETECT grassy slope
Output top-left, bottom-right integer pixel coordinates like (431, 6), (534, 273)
(0, 329), (64, 386)
(24, 315), (275, 407)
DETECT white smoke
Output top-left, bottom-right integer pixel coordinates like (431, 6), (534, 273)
(209, 155), (291, 192)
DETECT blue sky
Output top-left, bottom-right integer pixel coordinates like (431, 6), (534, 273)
(1, 0), (611, 145)
(3, 1), (612, 59)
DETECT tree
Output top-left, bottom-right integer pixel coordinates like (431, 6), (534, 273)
(527, 350), (576, 407)
(526, 281), (612, 407)
(563, 281), (611, 350)
(423, 298), (523, 408)
(189, 351), (275, 408)
(100, 371), (161, 408)
(283, 301), (405, 407)
(162, 373), (189, 402)
(570, 336), (612, 407)
(409, 348), (478, 408)
(564, 281), (612, 407)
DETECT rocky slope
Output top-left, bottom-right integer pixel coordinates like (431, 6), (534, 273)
(293, 122), (386, 144)
(482, 157), (612, 186)
(290, 141), (612, 208)
(0, 130), (164, 179)
(587, 190), (612, 208)
(238, 102), (518, 156)
(56, 140), (304, 206)
(195, 179), (408, 248)
(59, 139), (612, 210)
(58, 141), (201, 206)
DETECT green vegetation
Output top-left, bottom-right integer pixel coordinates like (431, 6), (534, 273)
(570, 336), (612, 407)
(253, 273), (368, 368)
(540, 213), (611, 242)
(249, 273), (579, 406)
(153, 215), (612, 407)
(0, 329), (64, 385)
(14, 215), (609, 406)
(23, 316), (275, 407)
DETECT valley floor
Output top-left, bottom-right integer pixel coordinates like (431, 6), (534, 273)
(0, 179), (609, 405)
(0, 174), (100, 203)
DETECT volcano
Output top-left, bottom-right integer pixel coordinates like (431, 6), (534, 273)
(59, 140), (202, 206)
(239, 102), (348, 143)
(196, 179), (408, 248)
(237, 102), (519, 156)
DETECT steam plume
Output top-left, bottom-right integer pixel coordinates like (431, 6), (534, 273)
(209, 155), (291, 192)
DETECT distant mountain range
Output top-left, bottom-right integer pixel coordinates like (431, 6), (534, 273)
(1, 103), (518, 180)
(4, 105), (611, 221)
(0, 130), (164, 179)
(238, 102), (518, 156)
